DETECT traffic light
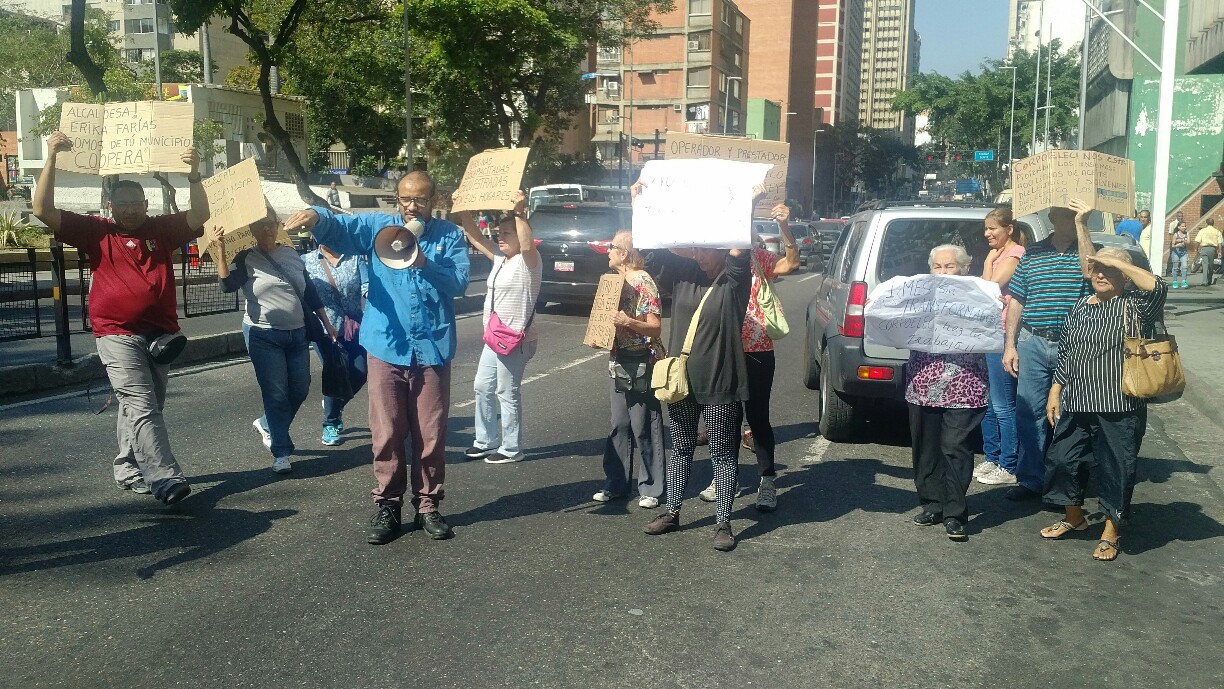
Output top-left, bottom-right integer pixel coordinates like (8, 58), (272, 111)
(955, 153), (962, 161)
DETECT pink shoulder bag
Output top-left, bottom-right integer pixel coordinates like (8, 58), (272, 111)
(483, 260), (535, 355)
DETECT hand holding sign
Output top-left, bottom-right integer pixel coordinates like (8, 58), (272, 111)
(632, 158), (772, 250)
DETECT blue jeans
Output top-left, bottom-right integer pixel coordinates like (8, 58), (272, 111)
(312, 338), (368, 427)
(981, 352), (1019, 473)
(1170, 250), (1188, 283)
(1014, 330), (1060, 492)
(473, 340), (537, 456)
(244, 324), (311, 458)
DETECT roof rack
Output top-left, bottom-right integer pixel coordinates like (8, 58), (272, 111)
(862, 200), (996, 211)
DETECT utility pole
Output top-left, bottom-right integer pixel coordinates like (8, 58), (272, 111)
(151, 0), (163, 96)
(1077, 1), (1091, 148)
(200, 22), (213, 84)
(1031, 0), (1043, 154)
(1044, 27), (1053, 145)
(403, 5), (413, 170)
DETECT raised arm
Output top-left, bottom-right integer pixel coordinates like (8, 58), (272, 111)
(770, 203), (800, 275)
(32, 131), (72, 233)
(1068, 197), (1096, 278)
(285, 206), (383, 257)
(510, 190), (538, 270)
(1088, 253), (1158, 292)
(458, 210), (497, 261)
(182, 148), (209, 234)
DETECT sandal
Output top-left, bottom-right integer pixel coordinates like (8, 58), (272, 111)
(1093, 538), (1120, 561)
(1040, 519), (1089, 540)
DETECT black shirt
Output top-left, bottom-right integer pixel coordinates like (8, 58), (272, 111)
(646, 250), (752, 405)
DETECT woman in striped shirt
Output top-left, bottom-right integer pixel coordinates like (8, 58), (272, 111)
(1041, 214), (1167, 561)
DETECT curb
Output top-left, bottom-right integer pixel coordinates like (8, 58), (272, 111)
(1178, 367), (1224, 432)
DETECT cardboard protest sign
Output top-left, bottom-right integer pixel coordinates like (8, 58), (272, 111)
(864, 274), (1004, 354)
(632, 158), (772, 250)
(197, 158), (268, 263)
(1012, 149), (1135, 218)
(665, 133), (789, 216)
(450, 147), (531, 212)
(583, 273), (626, 350)
(56, 100), (194, 175)
(56, 103), (104, 174)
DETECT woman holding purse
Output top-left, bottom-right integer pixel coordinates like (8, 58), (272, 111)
(592, 230), (666, 508)
(458, 191), (542, 464)
(211, 211), (336, 474)
(303, 243), (369, 446)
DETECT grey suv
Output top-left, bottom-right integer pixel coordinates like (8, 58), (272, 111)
(802, 202), (1045, 441)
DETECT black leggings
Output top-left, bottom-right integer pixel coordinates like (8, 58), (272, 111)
(743, 350), (776, 477)
(667, 397), (742, 523)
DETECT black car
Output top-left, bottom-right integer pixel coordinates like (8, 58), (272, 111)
(530, 202), (632, 307)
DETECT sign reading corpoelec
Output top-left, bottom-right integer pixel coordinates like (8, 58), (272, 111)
(864, 274), (1004, 354)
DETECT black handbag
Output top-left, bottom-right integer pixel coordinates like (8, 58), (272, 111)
(319, 339), (355, 401)
(611, 349), (652, 394)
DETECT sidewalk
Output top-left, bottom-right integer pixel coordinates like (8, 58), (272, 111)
(1162, 278), (1224, 430)
(0, 252), (492, 398)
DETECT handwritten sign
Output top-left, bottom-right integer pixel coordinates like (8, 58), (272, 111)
(197, 158), (268, 263)
(56, 100), (194, 175)
(583, 273), (626, 350)
(665, 133), (789, 216)
(632, 158), (771, 250)
(864, 274), (1004, 354)
(451, 147), (531, 212)
(1012, 149), (1135, 218)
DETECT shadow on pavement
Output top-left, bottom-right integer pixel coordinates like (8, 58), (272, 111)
(447, 478), (604, 528)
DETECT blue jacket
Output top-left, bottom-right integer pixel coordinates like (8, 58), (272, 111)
(309, 207), (470, 367)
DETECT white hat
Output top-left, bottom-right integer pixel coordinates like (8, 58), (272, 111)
(373, 225), (420, 269)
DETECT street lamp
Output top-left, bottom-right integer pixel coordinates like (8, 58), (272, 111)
(1000, 65), (1018, 167)
(723, 76), (742, 134)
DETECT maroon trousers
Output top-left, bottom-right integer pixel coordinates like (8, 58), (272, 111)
(367, 356), (450, 512)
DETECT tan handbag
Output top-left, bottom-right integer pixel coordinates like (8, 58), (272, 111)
(651, 278), (718, 404)
(1121, 298), (1185, 401)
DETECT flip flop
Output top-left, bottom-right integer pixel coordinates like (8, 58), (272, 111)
(1093, 538), (1120, 561)
(1040, 519), (1089, 540)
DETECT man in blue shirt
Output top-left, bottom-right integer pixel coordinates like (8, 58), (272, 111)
(285, 171), (470, 544)
(1115, 213), (1142, 243)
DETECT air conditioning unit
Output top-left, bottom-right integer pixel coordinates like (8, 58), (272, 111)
(673, 104), (683, 112)
(687, 40), (700, 51)
(605, 81), (620, 93)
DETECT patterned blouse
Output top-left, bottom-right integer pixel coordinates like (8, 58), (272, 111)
(905, 351), (989, 409)
(302, 250), (368, 332)
(612, 270), (662, 359)
(741, 248), (780, 353)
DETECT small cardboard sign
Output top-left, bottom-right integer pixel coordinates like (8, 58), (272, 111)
(664, 133), (790, 216)
(56, 100), (195, 175)
(1012, 149), (1136, 218)
(583, 273), (626, 350)
(451, 147), (531, 212)
(197, 158), (268, 263)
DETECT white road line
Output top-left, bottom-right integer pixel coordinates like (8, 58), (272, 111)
(799, 273), (821, 282)
(454, 351), (605, 408)
(799, 435), (832, 463)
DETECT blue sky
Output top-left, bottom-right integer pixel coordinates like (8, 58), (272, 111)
(914, 0), (1010, 76)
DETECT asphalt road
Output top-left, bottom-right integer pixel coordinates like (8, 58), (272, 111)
(2, 271), (1223, 689)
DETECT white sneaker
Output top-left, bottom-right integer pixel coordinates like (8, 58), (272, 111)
(755, 476), (777, 512)
(699, 479), (740, 502)
(977, 465), (1018, 486)
(973, 461), (999, 479)
(593, 490), (613, 502)
(271, 456), (292, 474)
(638, 495), (659, 509)
(252, 419), (272, 449)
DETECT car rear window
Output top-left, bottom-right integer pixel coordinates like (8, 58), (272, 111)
(809, 221), (845, 235)
(877, 218), (1007, 282)
(529, 207), (628, 242)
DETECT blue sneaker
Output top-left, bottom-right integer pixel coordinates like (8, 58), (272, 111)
(1172, 282), (1180, 289)
(322, 425), (342, 446)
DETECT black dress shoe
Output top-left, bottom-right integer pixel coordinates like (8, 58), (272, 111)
(1004, 485), (1041, 501)
(160, 481), (191, 505)
(912, 510), (941, 526)
(367, 502), (402, 545)
(415, 511), (454, 540)
(944, 517), (967, 541)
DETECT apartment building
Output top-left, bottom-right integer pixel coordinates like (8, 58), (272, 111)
(858, 0), (919, 143)
(590, 0), (750, 180)
(1007, 0), (1085, 57)
(813, 0), (864, 127)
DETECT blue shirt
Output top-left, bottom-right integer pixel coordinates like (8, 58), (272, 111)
(1116, 219), (1142, 242)
(1009, 237), (1090, 332)
(309, 207), (471, 367)
(302, 250), (368, 332)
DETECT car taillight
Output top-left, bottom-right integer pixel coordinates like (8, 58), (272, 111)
(533, 239), (541, 247)
(857, 366), (894, 380)
(839, 281), (868, 338)
(801, 237), (813, 244)
(588, 240), (612, 254)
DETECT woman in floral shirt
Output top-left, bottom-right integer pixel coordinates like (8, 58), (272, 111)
(592, 230), (666, 509)
(905, 244), (989, 541)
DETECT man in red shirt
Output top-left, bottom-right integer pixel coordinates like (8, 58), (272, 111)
(33, 130), (209, 505)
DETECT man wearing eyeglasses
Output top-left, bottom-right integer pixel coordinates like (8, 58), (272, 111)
(284, 171), (470, 545)
(32, 130), (209, 506)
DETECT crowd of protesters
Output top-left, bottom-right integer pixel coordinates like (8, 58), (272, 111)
(32, 131), (1171, 559)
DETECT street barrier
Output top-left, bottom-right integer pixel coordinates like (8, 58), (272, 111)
(181, 246), (240, 317)
(0, 248), (41, 342)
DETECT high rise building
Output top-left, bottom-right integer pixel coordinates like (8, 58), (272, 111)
(858, 0), (919, 143)
(1007, 0), (1086, 57)
(813, 0), (864, 126)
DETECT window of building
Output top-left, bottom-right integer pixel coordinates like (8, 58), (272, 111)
(687, 67), (711, 87)
(688, 31), (711, 51)
(126, 48), (152, 62)
(126, 18), (154, 33)
(108, 20), (120, 32)
(284, 112), (306, 139)
(734, 14), (743, 34)
(720, 4), (729, 25)
(689, 0), (711, 16)
(597, 44), (622, 63)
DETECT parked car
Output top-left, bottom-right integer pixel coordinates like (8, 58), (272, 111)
(755, 219), (822, 269)
(807, 219), (848, 271)
(530, 202), (632, 307)
(803, 201), (1045, 441)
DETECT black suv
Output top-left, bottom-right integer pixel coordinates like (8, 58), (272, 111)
(531, 202), (631, 306)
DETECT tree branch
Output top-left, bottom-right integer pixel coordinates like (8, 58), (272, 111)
(65, 0), (106, 95)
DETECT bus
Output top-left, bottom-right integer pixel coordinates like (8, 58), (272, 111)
(527, 184), (630, 211)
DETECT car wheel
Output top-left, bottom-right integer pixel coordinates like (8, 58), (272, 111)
(803, 330), (821, 390)
(818, 349), (858, 442)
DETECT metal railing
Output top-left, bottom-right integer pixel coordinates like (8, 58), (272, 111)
(0, 248), (40, 342)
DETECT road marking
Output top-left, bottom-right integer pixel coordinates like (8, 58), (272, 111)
(454, 351), (605, 408)
(799, 435), (832, 463)
(799, 273), (821, 282)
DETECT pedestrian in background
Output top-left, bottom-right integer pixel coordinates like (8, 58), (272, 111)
(976, 206), (1025, 487)
(1168, 219), (1189, 289)
(326, 182), (342, 209)
(1115, 213), (1142, 243)
(905, 245), (989, 541)
(458, 191), (542, 464)
(303, 243), (369, 446)
(1041, 208), (1167, 562)
(1194, 218), (1221, 286)
(285, 170), (471, 545)
(592, 229), (666, 509)
(1137, 209), (1152, 256)
(212, 212), (336, 475)
(32, 131), (208, 505)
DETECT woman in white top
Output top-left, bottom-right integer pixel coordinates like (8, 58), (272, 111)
(459, 190), (542, 463)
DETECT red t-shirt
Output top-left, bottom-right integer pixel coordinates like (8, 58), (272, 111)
(56, 211), (197, 337)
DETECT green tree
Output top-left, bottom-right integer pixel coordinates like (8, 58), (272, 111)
(138, 49), (218, 84)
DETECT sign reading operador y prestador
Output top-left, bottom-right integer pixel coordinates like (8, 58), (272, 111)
(665, 132), (789, 216)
